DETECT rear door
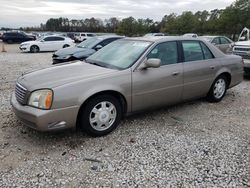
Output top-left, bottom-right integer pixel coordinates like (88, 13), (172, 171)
(182, 40), (219, 100)
(52, 36), (65, 50)
(39, 36), (55, 51)
(132, 41), (183, 111)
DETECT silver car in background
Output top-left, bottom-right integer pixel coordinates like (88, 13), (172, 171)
(201, 36), (234, 54)
(11, 37), (244, 136)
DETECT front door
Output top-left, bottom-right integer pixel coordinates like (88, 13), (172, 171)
(132, 41), (183, 112)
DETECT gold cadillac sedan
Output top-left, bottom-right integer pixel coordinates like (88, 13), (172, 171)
(11, 37), (244, 136)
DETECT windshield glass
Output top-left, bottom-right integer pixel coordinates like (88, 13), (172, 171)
(86, 40), (152, 70)
(77, 37), (101, 48)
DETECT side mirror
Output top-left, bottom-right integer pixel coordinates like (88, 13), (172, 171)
(95, 45), (103, 51)
(140, 58), (161, 70)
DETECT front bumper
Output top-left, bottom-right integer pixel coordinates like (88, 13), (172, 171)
(11, 93), (79, 131)
(52, 56), (77, 64)
(19, 46), (30, 52)
(52, 58), (70, 64)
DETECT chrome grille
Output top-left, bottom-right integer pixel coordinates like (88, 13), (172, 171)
(15, 83), (28, 105)
(234, 47), (250, 52)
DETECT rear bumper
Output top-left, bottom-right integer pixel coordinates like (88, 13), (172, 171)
(11, 93), (79, 131)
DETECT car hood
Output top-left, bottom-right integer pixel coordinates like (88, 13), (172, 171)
(234, 41), (250, 46)
(54, 46), (96, 57)
(17, 61), (118, 91)
(20, 40), (39, 45)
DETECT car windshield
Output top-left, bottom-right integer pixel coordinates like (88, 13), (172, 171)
(86, 39), (152, 70)
(77, 37), (101, 48)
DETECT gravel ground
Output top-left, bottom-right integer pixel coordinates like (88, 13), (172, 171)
(0, 44), (249, 187)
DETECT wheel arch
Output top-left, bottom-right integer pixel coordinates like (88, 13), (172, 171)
(76, 90), (128, 129)
(214, 68), (232, 88)
(30, 44), (40, 52)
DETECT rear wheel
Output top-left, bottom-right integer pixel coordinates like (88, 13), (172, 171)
(207, 75), (228, 102)
(30, 45), (39, 53)
(79, 95), (122, 137)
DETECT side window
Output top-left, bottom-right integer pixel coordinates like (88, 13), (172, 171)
(99, 38), (118, 47)
(220, 37), (230, 44)
(212, 37), (220, 45)
(147, 41), (178, 65)
(81, 34), (86, 36)
(200, 42), (214, 59)
(43, 37), (53, 41)
(182, 41), (204, 62)
(54, 37), (64, 41)
(87, 34), (94, 37)
(17, 33), (24, 37)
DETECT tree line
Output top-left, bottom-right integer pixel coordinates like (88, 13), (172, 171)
(16, 0), (250, 39)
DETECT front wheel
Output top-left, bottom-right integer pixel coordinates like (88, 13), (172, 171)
(79, 95), (122, 137)
(207, 75), (228, 102)
(30, 45), (39, 53)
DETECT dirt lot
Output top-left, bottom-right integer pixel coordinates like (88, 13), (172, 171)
(0, 43), (249, 187)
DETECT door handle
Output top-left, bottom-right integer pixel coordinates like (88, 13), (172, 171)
(172, 72), (180, 76)
(210, 66), (215, 70)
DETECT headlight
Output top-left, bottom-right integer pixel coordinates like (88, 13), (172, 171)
(28, 89), (53, 110)
(21, 43), (29, 46)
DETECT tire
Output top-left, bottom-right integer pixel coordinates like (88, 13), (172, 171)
(207, 75), (228, 102)
(79, 95), (122, 137)
(30, 45), (39, 53)
(7, 40), (12, 44)
(63, 44), (70, 48)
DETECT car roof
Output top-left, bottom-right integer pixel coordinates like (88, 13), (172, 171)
(95, 35), (124, 40)
(125, 36), (203, 43)
(43, 35), (66, 38)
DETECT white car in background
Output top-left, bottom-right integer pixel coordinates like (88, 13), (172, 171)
(19, 35), (75, 53)
(233, 27), (250, 74)
(74, 33), (96, 42)
(183, 33), (198, 38)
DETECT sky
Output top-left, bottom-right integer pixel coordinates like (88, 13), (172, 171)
(0, 0), (235, 28)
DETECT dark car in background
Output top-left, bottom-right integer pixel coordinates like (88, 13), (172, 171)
(2, 32), (35, 43)
(52, 35), (124, 64)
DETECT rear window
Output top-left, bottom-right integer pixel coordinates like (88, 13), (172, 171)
(220, 37), (231, 44)
(182, 41), (204, 62)
(200, 42), (214, 59)
(53, 37), (65, 41)
(212, 37), (220, 45)
(182, 41), (214, 62)
(5, 33), (16, 36)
